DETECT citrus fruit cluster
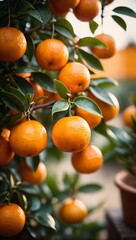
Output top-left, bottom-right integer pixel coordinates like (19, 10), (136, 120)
(0, 0), (124, 236)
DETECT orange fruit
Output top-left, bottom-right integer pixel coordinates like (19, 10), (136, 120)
(48, 1), (68, 18)
(9, 120), (48, 157)
(122, 105), (136, 128)
(59, 198), (87, 223)
(50, 0), (80, 12)
(58, 62), (90, 94)
(73, 0), (101, 22)
(52, 116), (91, 153)
(71, 144), (103, 173)
(87, 91), (119, 121)
(91, 33), (116, 59)
(0, 27), (27, 62)
(0, 203), (26, 237)
(0, 128), (15, 166)
(75, 106), (102, 129)
(35, 39), (69, 71)
(19, 161), (47, 185)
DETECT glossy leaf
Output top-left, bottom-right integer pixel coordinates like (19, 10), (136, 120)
(28, 197), (41, 212)
(89, 20), (99, 34)
(78, 183), (103, 193)
(17, 182), (40, 195)
(32, 72), (55, 92)
(78, 37), (106, 48)
(55, 25), (73, 40)
(52, 100), (69, 117)
(26, 156), (40, 171)
(113, 6), (136, 18)
(56, 18), (75, 37)
(89, 86), (115, 105)
(54, 80), (69, 99)
(14, 75), (34, 96)
(25, 33), (35, 61)
(35, 214), (56, 230)
(36, 3), (51, 25)
(74, 96), (102, 116)
(0, 90), (28, 112)
(112, 15), (127, 31)
(78, 49), (103, 70)
(20, 8), (43, 23)
(5, 85), (29, 109)
(91, 78), (118, 88)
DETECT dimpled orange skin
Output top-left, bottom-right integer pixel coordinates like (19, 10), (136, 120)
(0, 128), (15, 166)
(52, 116), (91, 153)
(35, 39), (69, 71)
(9, 120), (48, 157)
(91, 33), (116, 59)
(73, 0), (101, 22)
(50, 0), (80, 12)
(58, 62), (90, 94)
(19, 161), (47, 185)
(87, 92), (120, 121)
(122, 105), (136, 128)
(75, 106), (102, 129)
(0, 203), (26, 237)
(59, 198), (87, 224)
(0, 27), (27, 62)
(71, 145), (103, 173)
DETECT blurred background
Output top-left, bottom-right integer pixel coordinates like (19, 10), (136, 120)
(47, 0), (136, 235)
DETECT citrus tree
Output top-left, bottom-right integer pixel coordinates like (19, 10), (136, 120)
(0, 0), (135, 239)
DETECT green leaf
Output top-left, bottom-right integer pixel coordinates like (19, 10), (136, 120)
(35, 214), (56, 230)
(5, 85), (29, 109)
(91, 77), (118, 88)
(17, 182), (40, 195)
(46, 175), (60, 195)
(78, 183), (103, 193)
(78, 37), (106, 48)
(74, 96), (102, 116)
(14, 75), (34, 96)
(0, 90), (28, 112)
(26, 156), (40, 171)
(21, 8), (43, 23)
(28, 196), (41, 212)
(36, 3), (51, 24)
(32, 72), (55, 92)
(54, 80), (69, 99)
(56, 18), (75, 37)
(14, 1), (35, 13)
(63, 172), (79, 189)
(52, 100), (69, 118)
(0, 192), (9, 203)
(55, 25), (73, 40)
(25, 33), (35, 61)
(89, 86), (115, 105)
(113, 7), (136, 18)
(78, 49), (103, 70)
(112, 15), (127, 31)
(89, 20), (99, 34)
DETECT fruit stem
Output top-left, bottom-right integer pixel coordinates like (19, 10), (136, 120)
(51, 17), (56, 39)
